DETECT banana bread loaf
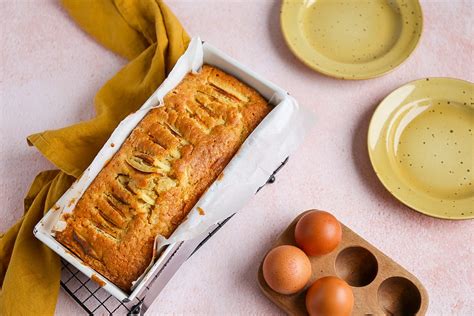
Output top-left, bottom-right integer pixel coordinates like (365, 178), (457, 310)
(55, 65), (270, 291)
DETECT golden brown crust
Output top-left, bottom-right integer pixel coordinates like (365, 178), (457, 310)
(55, 65), (270, 291)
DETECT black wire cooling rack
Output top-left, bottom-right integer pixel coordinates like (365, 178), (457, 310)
(60, 260), (142, 315)
(59, 158), (289, 315)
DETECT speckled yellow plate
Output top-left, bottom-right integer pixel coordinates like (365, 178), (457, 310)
(368, 78), (474, 219)
(280, 0), (423, 79)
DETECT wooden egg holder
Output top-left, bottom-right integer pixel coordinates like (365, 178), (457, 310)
(258, 211), (428, 315)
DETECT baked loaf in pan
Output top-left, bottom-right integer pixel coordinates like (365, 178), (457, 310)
(55, 65), (270, 291)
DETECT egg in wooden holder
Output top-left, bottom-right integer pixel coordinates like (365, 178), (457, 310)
(258, 210), (429, 315)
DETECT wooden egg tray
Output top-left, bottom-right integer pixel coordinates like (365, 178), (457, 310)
(258, 211), (428, 315)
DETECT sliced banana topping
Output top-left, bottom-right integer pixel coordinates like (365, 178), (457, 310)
(126, 155), (158, 173)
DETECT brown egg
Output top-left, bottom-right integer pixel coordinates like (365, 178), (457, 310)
(262, 245), (312, 295)
(295, 210), (342, 256)
(306, 276), (354, 316)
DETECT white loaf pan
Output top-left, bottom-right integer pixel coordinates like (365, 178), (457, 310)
(34, 37), (313, 302)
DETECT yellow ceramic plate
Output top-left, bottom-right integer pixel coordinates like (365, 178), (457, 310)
(280, 0), (423, 79)
(368, 78), (474, 219)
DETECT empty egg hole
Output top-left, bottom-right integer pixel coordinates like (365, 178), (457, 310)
(335, 247), (378, 287)
(377, 277), (421, 315)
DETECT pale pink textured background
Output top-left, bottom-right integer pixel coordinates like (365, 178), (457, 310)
(1, 0), (473, 315)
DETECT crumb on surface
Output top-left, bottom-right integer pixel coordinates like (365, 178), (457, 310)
(197, 207), (205, 215)
(91, 274), (106, 287)
(67, 198), (76, 207)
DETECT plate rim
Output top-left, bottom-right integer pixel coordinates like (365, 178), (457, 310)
(367, 77), (474, 220)
(280, 0), (424, 80)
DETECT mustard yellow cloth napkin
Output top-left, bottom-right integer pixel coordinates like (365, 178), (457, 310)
(0, 1), (189, 314)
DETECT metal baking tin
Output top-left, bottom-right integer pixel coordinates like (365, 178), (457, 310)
(34, 37), (312, 302)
